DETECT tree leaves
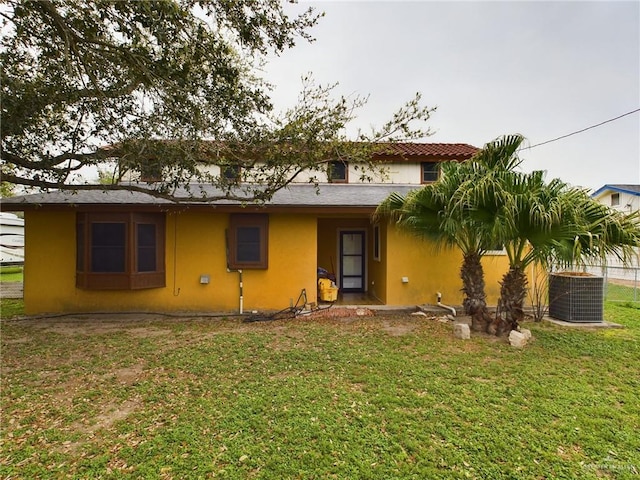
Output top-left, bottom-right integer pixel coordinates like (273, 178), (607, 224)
(1, 1), (434, 202)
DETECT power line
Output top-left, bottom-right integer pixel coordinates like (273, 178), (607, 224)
(519, 108), (640, 150)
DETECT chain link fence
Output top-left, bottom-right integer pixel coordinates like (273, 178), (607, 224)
(584, 264), (639, 304)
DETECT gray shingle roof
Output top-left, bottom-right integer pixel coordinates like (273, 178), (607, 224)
(1, 184), (419, 210)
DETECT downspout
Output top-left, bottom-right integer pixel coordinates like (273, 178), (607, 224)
(436, 292), (456, 317)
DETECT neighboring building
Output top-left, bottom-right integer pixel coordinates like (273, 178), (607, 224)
(588, 184), (640, 278)
(2, 143), (516, 315)
(0, 212), (24, 265)
(591, 184), (640, 213)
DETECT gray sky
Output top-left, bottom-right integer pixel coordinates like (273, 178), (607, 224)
(264, 0), (640, 192)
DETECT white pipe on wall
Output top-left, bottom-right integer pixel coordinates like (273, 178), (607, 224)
(238, 269), (243, 315)
(436, 292), (456, 317)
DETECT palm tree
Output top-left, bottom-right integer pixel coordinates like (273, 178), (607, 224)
(459, 136), (640, 331)
(447, 134), (530, 332)
(375, 159), (495, 332)
(379, 133), (640, 334)
(491, 171), (570, 330)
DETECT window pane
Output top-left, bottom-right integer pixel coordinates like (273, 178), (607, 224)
(223, 165), (241, 182)
(237, 226), (260, 243)
(342, 234), (362, 254)
(422, 162), (439, 182)
(611, 193), (620, 206)
(137, 249), (156, 272)
(342, 256), (363, 275)
(343, 277), (363, 289)
(93, 223), (126, 246)
(373, 225), (380, 260)
(91, 223), (126, 272)
(137, 224), (156, 272)
(237, 226), (261, 262)
(329, 161), (347, 181)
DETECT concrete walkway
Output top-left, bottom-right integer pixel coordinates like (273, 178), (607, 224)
(0, 282), (23, 299)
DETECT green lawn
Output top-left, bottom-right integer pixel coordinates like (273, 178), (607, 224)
(605, 282), (640, 304)
(1, 302), (638, 479)
(0, 266), (23, 283)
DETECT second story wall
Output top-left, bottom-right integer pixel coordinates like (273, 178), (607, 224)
(124, 161), (444, 185)
(116, 142), (479, 186)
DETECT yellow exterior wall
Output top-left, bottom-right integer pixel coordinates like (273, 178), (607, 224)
(316, 218), (340, 277)
(23, 209), (521, 314)
(383, 224), (515, 307)
(24, 211), (77, 314)
(23, 210), (316, 315)
(368, 222), (386, 302)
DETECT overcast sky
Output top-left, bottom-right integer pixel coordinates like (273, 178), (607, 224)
(263, 0), (640, 192)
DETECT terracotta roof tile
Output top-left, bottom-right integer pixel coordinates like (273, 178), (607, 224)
(105, 140), (479, 162)
(373, 142), (478, 160)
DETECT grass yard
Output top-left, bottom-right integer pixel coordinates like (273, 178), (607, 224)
(605, 282), (640, 305)
(0, 266), (23, 283)
(1, 302), (639, 479)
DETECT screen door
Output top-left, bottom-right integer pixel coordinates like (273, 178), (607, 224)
(339, 231), (365, 292)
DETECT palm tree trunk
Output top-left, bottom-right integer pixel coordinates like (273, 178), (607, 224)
(460, 252), (491, 332)
(497, 265), (527, 332)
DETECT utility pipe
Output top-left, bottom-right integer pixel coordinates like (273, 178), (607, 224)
(436, 292), (456, 317)
(226, 268), (244, 315)
(225, 229), (244, 315)
(238, 269), (243, 315)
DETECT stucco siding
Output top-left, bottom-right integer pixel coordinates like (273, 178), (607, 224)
(23, 210), (317, 314)
(383, 224), (513, 307)
(22, 208), (516, 314)
(368, 221), (387, 302)
(24, 210), (77, 313)
(384, 226), (461, 306)
(292, 163), (421, 184)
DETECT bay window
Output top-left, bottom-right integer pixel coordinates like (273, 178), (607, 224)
(76, 212), (165, 290)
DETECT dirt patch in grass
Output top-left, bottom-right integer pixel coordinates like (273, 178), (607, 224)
(58, 398), (143, 455)
(83, 398), (142, 434)
(109, 361), (147, 385)
(8, 310), (449, 339)
(380, 319), (418, 336)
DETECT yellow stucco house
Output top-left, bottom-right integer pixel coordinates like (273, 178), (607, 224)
(2, 143), (514, 315)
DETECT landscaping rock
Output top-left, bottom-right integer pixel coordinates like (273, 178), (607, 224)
(509, 330), (528, 348)
(411, 311), (428, 317)
(453, 323), (471, 340)
(520, 328), (532, 341)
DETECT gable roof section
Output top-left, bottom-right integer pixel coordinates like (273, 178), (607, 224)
(591, 184), (640, 198)
(1, 184), (418, 212)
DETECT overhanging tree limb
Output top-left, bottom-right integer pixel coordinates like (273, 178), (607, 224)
(1, 0), (435, 202)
